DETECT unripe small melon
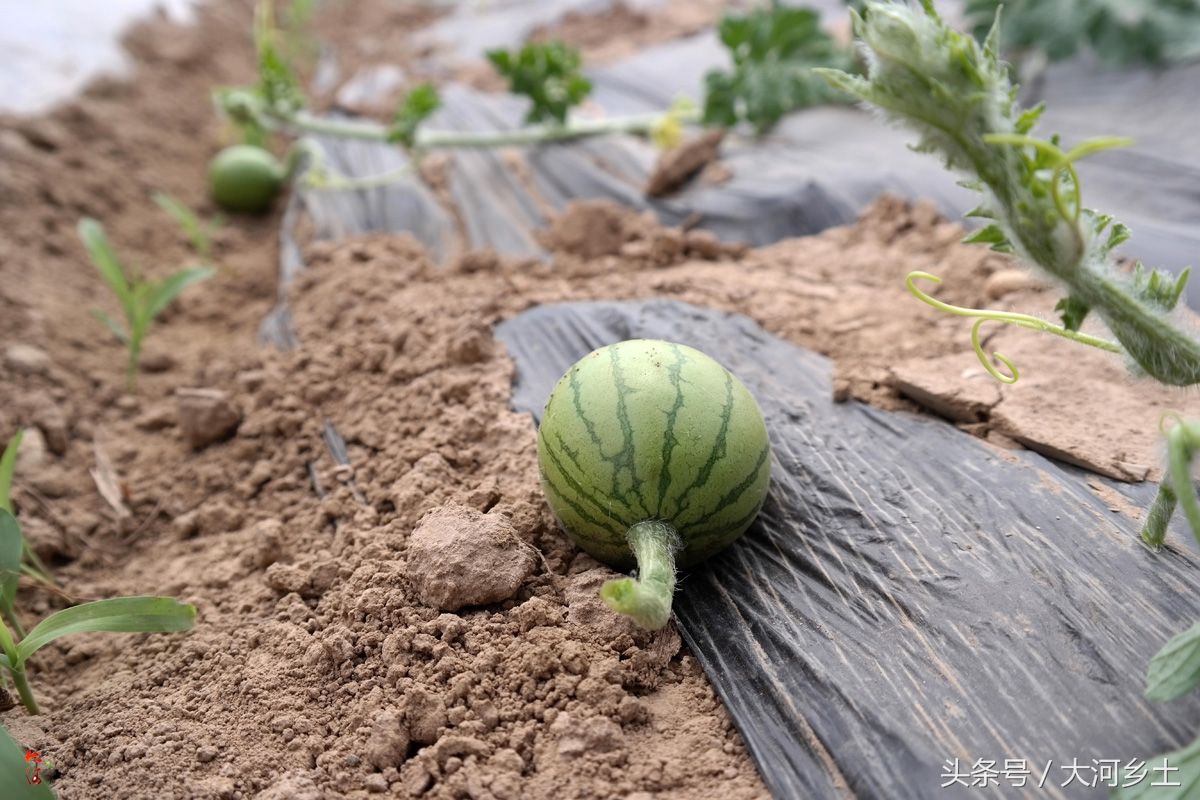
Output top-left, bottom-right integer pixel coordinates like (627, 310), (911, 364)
(538, 339), (771, 569)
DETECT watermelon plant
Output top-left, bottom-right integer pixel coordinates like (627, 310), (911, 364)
(79, 218), (214, 390)
(0, 510), (196, 714)
(537, 340), (771, 630)
(211, 1), (858, 196)
(818, 2), (1200, 789)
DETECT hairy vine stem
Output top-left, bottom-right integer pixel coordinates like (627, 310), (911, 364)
(599, 521), (681, 631)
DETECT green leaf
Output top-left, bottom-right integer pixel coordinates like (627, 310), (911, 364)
(0, 510), (22, 614)
(0, 429), (23, 513)
(15, 597), (196, 667)
(90, 310), (129, 345)
(0, 723), (56, 799)
(1146, 623), (1200, 702)
(703, 4), (857, 135)
(388, 83), (441, 148)
(146, 266), (215, 321)
(964, 0), (1200, 67)
(962, 223), (1008, 246)
(1055, 296), (1091, 331)
(1113, 733), (1200, 799)
(487, 42), (592, 125)
(153, 192), (211, 261)
(253, 0), (306, 113)
(1131, 263), (1191, 313)
(78, 219), (133, 316)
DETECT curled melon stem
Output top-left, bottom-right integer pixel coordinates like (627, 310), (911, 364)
(600, 521), (681, 631)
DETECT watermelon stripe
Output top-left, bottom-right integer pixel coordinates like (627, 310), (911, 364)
(549, 432), (638, 526)
(680, 442), (771, 533)
(568, 361), (645, 517)
(687, 500), (766, 546)
(608, 346), (653, 517)
(668, 369), (734, 518)
(655, 344), (688, 516)
(541, 443), (626, 539)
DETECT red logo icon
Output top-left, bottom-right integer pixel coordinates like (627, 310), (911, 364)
(25, 749), (43, 785)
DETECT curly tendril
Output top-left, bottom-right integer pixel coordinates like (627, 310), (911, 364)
(905, 271), (1122, 384)
(982, 134), (1134, 226)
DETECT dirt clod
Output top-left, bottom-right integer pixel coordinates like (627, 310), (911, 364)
(406, 503), (536, 612)
(645, 129), (726, 197)
(176, 387), (241, 449)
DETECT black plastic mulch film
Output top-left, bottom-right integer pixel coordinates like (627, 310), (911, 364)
(272, 7), (1200, 797)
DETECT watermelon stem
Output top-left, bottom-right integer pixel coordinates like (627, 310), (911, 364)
(599, 520), (681, 631)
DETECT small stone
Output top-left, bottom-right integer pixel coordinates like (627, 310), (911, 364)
(401, 761), (433, 796)
(645, 129), (725, 198)
(176, 388), (241, 450)
(365, 709), (410, 770)
(135, 405), (177, 432)
(5, 344), (52, 376)
(364, 773), (389, 793)
(405, 503), (536, 612)
(33, 402), (70, 455)
(197, 745), (219, 763)
(550, 713), (622, 759)
(139, 350), (176, 374)
(17, 427), (49, 469)
(984, 268), (1044, 300)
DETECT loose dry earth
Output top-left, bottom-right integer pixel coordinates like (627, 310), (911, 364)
(1, 2), (1196, 799)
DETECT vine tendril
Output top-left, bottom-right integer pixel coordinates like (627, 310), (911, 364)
(905, 271), (1123, 384)
(982, 134), (1133, 226)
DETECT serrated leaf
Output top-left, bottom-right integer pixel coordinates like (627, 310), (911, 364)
(15, 597), (196, 667)
(1014, 102), (1044, 134)
(147, 266), (214, 320)
(1055, 296), (1090, 331)
(0, 429), (22, 514)
(965, 0), (1200, 67)
(1131, 263), (1190, 313)
(962, 223), (1008, 246)
(0, 724), (56, 799)
(703, 4), (856, 134)
(1146, 622), (1200, 702)
(388, 83), (441, 148)
(487, 42), (591, 125)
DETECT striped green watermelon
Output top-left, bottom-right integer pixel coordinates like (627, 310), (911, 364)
(537, 339), (771, 629)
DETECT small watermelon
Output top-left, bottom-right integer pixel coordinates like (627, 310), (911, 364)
(537, 339), (771, 629)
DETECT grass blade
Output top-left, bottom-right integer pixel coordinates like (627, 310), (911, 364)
(90, 310), (129, 345)
(0, 429), (22, 513)
(153, 191), (212, 261)
(16, 597), (196, 665)
(146, 266), (215, 320)
(0, 511), (22, 612)
(77, 219), (133, 315)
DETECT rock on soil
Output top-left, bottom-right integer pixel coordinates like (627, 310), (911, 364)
(175, 387), (241, 449)
(406, 503), (537, 612)
(645, 129), (726, 197)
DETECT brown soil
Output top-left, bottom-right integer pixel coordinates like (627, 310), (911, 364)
(528, 0), (727, 66)
(2, 2), (1197, 800)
